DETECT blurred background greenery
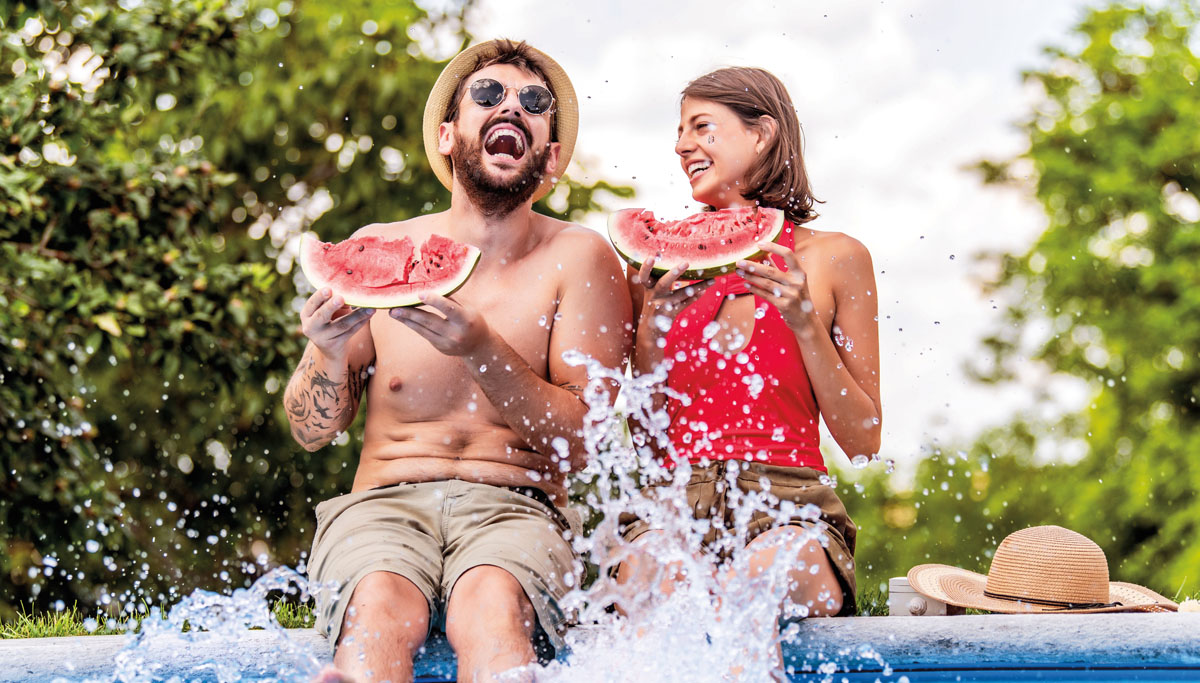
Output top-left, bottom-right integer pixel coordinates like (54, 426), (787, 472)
(0, 0), (1196, 623)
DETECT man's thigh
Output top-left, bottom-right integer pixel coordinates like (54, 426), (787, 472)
(308, 485), (446, 650)
(440, 482), (578, 655)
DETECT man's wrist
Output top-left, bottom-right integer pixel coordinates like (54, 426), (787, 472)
(312, 344), (349, 368)
(461, 325), (504, 367)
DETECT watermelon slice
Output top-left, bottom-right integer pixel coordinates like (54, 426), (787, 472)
(607, 206), (785, 280)
(298, 232), (481, 308)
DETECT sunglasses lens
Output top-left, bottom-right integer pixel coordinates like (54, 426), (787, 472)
(469, 79), (505, 108)
(519, 85), (554, 115)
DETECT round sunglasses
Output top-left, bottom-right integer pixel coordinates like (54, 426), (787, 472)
(467, 78), (556, 116)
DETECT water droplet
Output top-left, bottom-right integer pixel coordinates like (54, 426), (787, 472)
(85, 540), (100, 553)
(850, 454), (871, 469)
(741, 374), (764, 399)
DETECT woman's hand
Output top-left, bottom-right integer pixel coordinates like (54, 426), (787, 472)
(736, 241), (822, 339)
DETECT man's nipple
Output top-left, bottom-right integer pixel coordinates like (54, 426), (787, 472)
(388, 376), (403, 392)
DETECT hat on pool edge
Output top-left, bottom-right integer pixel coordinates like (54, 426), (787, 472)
(422, 39), (578, 202)
(907, 525), (1178, 614)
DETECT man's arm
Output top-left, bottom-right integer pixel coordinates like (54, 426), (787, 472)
(283, 288), (377, 451)
(389, 230), (633, 469)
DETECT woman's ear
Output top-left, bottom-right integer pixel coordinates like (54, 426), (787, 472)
(755, 115), (778, 154)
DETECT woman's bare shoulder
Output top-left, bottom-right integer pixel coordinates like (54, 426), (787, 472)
(794, 227), (873, 264)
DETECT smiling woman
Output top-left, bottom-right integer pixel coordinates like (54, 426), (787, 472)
(615, 66), (882, 669)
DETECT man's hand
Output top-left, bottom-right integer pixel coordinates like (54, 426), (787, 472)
(388, 294), (491, 357)
(300, 288), (376, 359)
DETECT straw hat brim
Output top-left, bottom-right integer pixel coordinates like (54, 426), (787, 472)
(907, 564), (1178, 614)
(422, 40), (578, 202)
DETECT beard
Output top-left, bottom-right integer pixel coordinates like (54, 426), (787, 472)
(450, 120), (550, 218)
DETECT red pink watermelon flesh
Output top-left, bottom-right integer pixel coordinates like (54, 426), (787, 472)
(299, 233), (481, 308)
(607, 206), (785, 280)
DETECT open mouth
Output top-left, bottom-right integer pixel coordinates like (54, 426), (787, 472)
(687, 159), (712, 180)
(484, 124), (527, 161)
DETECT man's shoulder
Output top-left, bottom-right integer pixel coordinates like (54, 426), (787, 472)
(352, 214), (440, 239)
(535, 214), (611, 254)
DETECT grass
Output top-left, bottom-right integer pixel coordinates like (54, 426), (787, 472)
(0, 601), (316, 639)
(14, 584), (1181, 638)
(6, 588), (883, 639)
(855, 583), (889, 616)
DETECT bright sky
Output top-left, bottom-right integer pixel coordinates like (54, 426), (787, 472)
(456, 0), (1099, 471)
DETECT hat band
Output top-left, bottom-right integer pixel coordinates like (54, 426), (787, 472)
(983, 589), (1122, 610)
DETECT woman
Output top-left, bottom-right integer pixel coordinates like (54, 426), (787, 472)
(616, 67), (882, 622)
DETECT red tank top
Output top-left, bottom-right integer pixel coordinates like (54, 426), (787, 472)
(662, 223), (824, 471)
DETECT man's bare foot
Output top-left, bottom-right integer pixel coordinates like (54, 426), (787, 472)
(310, 664), (355, 683)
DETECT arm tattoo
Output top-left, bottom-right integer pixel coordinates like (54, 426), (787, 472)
(285, 357), (372, 447)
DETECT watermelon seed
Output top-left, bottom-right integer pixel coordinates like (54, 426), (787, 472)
(346, 269), (353, 274)
(358, 245), (364, 251)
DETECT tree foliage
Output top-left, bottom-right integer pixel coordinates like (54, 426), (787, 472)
(841, 0), (1200, 601)
(0, 0), (629, 619)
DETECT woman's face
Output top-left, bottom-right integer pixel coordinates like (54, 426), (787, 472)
(675, 97), (765, 209)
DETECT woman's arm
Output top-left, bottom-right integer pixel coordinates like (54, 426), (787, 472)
(738, 237), (882, 460)
(627, 259), (713, 457)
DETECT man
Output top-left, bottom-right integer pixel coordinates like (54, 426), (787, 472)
(284, 39), (632, 682)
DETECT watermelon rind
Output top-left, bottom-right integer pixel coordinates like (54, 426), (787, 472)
(299, 233), (481, 308)
(607, 207), (785, 281)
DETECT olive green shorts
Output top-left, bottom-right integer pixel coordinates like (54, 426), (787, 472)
(307, 480), (579, 655)
(618, 461), (858, 616)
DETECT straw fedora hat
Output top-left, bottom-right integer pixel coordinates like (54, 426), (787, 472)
(422, 39), (578, 202)
(907, 525), (1178, 613)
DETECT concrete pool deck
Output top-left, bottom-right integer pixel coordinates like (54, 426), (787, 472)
(3, 613), (1199, 681)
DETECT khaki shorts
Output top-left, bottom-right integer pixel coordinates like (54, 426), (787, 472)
(307, 480), (579, 656)
(618, 461), (858, 616)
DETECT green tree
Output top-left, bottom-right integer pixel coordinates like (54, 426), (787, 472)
(977, 0), (1200, 594)
(842, 0), (1200, 602)
(0, 0), (630, 619)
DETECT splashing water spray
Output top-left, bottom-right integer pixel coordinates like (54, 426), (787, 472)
(91, 566), (333, 682)
(505, 350), (874, 683)
(76, 350), (887, 682)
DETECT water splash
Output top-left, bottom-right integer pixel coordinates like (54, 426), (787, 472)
(88, 567), (329, 683)
(61, 349), (890, 682)
(528, 351), (885, 682)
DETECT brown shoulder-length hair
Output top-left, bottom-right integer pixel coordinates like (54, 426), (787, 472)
(443, 39), (558, 142)
(682, 67), (819, 225)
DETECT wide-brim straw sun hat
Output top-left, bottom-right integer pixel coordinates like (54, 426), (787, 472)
(907, 525), (1178, 614)
(422, 39), (578, 202)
